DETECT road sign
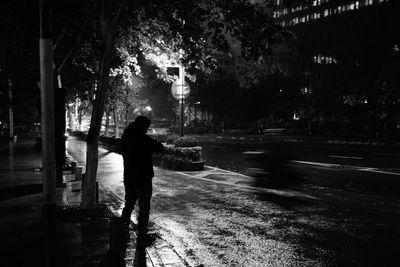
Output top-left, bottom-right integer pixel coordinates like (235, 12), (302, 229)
(171, 80), (190, 100)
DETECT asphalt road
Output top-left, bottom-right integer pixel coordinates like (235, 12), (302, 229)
(66, 136), (400, 266)
(200, 140), (400, 196)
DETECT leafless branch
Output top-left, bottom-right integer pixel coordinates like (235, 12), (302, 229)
(53, 27), (67, 51)
(55, 20), (89, 73)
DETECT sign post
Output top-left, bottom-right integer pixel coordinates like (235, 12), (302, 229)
(170, 66), (190, 136)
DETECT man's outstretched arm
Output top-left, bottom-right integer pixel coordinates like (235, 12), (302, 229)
(150, 138), (165, 154)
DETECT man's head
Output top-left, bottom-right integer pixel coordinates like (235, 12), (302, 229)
(133, 115), (151, 134)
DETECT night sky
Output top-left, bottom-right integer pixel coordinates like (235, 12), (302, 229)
(1, 1), (41, 125)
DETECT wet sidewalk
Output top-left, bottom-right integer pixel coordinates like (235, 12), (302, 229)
(0, 138), (187, 267)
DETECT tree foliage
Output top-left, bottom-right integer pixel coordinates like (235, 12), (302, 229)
(49, 0), (283, 207)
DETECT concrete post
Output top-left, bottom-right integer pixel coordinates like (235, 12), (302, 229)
(39, 0), (56, 266)
(40, 0), (56, 206)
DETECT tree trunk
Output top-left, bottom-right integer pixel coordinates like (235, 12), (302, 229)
(78, 106), (82, 131)
(125, 107), (128, 128)
(67, 105), (75, 131)
(105, 111), (110, 136)
(81, 1), (116, 209)
(113, 104), (120, 137)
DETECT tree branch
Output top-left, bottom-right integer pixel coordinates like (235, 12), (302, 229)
(56, 47), (74, 74)
(53, 27), (67, 51)
(55, 20), (89, 74)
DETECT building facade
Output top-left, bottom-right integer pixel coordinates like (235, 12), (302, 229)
(273, 0), (400, 137)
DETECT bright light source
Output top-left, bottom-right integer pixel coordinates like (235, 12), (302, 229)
(145, 106), (152, 111)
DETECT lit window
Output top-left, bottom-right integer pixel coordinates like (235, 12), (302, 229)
(355, 1), (360, 9)
(301, 87), (311, 94)
(365, 0), (373, 5)
(324, 9), (329, 17)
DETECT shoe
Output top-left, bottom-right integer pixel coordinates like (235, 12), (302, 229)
(136, 234), (157, 247)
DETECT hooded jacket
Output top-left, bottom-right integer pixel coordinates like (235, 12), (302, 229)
(121, 122), (164, 186)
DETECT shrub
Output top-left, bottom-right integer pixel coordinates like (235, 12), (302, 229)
(151, 134), (172, 144)
(166, 135), (179, 145)
(163, 144), (202, 161)
(173, 136), (199, 147)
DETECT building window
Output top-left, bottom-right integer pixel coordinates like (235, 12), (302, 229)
(314, 54), (338, 64)
(273, 0), (391, 28)
(365, 0), (373, 6)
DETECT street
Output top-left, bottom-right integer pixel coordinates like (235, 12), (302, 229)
(67, 136), (400, 266)
(201, 140), (400, 196)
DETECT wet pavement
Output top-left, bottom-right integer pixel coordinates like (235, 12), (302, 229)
(1, 136), (400, 266)
(67, 136), (400, 266)
(0, 138), (187, 267)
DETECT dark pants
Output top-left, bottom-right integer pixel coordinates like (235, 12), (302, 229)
(121, 182), (152, 238)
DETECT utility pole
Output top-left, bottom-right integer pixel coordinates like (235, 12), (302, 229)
(39, 0), (56, 266)
(7, 79), (14, 139)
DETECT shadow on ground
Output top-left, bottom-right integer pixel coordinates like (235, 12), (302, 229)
(0, 184), (42, 201)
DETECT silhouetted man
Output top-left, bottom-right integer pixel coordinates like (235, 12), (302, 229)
(120, 116), (164, 246)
